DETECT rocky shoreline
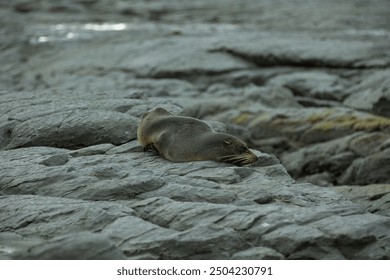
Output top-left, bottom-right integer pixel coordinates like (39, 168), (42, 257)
(1, 0), (389, 259)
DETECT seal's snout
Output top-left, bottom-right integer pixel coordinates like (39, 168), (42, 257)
(242, 150), (258, 166)
(218, 149), (258, 166)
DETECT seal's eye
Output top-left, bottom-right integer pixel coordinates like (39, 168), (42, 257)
(239, 146), (248, 153)
(224, 140), (232, 146)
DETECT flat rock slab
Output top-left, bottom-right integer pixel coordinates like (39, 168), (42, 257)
(5, 232), (127, 260)
(214, 34), (390, 68)
(1, 141), (390, 259)
(6, 109), (137, 149)
(0, 194), (134, 238)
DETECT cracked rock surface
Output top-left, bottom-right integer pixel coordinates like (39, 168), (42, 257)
(1, 0), (390, 259)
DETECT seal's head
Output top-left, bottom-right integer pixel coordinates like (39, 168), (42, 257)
(205, 133), (258, 166)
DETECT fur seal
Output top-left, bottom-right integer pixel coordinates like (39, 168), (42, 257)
(137, 107), (258, 166)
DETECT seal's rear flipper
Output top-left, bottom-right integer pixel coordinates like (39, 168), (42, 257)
(143, 143), (160, 155)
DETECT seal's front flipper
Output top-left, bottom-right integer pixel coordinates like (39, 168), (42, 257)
(144, 143), (160, 155)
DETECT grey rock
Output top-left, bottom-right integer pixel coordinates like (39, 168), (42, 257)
(123, 78), (198, 97)
(0, 195), (135, 238)
(214, 34), (390, 68)
(14, 36), (251, 92)
(251, 150), (280, 167)
(344, 70), (390, 117)
(106, 141), (143, 155)
(311, 213), (390, 259)
(0, 147), (165, 200)
(133, 196), (389, 259)
(137, 182), (237, 204)
(297, 172), (334, 187)
(0, 91), (181, 150)
(251, 137), (298, 155)
(204, 120), (227, 133)
(180, 97), (238, 119)
(331, 184), (390, 217)
(231, 246), (285, 260)
(220, 107), (390, 145)
(243, 84), (302, 108)
(2, 141), (389, 259)
(126, 102), (184, 118)
(102, 215), (245, 260)
(70, 143), (115, 157)
(281, 133), (362, 179)
(267, 71), (349, 101)
(295, 96), (342, 108)
(253, 205), (390, 259)
(212, 68), (295, 88)
(186, 167), (244, 184)
(338, 148), (390, 185)
(261, 224), (343, 259)
(13, 232), (126, 260)
(282, 132), (390, 184)
(40, 153), (69, 166)
(117, 37), (252, 77)
(6, 110), (137, 149)
(348, 132), (389, 157)
(0, 232), (42, 259)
